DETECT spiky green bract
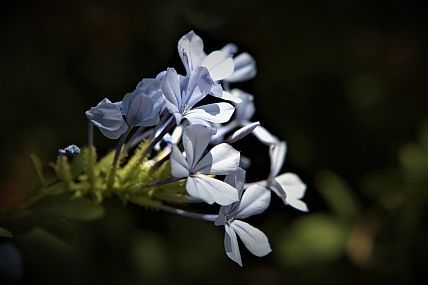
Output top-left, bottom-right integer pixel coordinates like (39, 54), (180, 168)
(51, 155), (73, 186)
(48, 140), (188, 210)
(148, 161), (188, 205)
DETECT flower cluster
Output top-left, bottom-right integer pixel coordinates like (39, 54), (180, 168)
(55, 31), (308, 266)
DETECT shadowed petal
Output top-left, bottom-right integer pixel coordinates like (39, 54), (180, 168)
(186, 175), (239, 205)
(182, 124), (212, 169)
(185, 66), (213, 108)
(268, 142), (287, 182)
(170, 145), (190, 178)
(161, 68), (181, 112)
(273, 173), (308, 212)
(231, 220), (272, 257)
(220, 91), (242, 103)
(186, 103), (235, 123)
(224, 225), (242, 267)
(178, 31), (204, 74)
(226, 53), (257, 83)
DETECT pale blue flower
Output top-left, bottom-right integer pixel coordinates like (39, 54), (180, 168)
(161, 67), (235, 125)
(224, 53), (257, 83)
(122, 78), (163, 127)
(215, 168), (272, 267)
(170, 124), (240, 205)
(86, 98), (128, 139)
(178, 31), (234, 81)
(267, 142), (308, 212)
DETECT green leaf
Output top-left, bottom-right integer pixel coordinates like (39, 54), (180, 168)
(278, 214), (350, 267)
(31, 195), (105, 222)
(30, 154), (46, 186)
(315, 170), (361, 221)
(34, 214), (80, 245)
(0, 227), (13, 238)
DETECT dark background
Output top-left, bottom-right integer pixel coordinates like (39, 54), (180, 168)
(1, 1), (427, 285)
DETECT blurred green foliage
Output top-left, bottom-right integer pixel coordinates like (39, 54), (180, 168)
(1, 1), (427, 285)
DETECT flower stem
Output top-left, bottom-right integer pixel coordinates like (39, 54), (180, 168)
(138, 116), (175, 164)
(107, 127), (133, 190)
(87, 121), (94, 185)
(159, 204), (217, 222)
(145, 176), (184, 188)
(123, 126), (145, 153)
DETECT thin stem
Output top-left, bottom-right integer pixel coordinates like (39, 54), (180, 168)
(107, 127), (133, 190)
(138, 116), (175, 164)
(149, 141), (183, 175)
(145, 176), (184, 188)
(159, 204), (218, 222)
(150, 114), (170, 141)
(87, 121), (94, 184)
(123, 126), (145, 153)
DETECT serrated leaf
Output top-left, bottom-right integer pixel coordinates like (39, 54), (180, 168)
(30, 154), (46, 186)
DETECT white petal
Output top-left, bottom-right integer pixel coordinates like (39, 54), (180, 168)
(232, 89), (255, 121)
(220, 91), (242, 103)
(184, 66), (212, 108)
(186, 102), (235, 123)
(224, 225), (242, 267)
(269, 179), (287, 202)
(170, 145), (189, 178)
(182, 124), (212, 170)
(268, 141), (287, 181)
(178, 31), (204, 73)
(251, 125), (280, 145)
(202, 51), (234, 81)
(275, 173), (306, 199)
(195, 143), (240, 175)
(224, 168), (246, 192)
(275, 173), (309, 212)
(226, 53), (257, 83)
(286, 198), (308, 212)
(186, 175), (239, 205)
(220, 43), (238, 55)
(235, 185), (271, 219)
(161, 68), (181, 110)
(231, 220), (272, 257)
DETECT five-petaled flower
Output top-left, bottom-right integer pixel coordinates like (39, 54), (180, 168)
(170, 124), (240, 205)
(215, 168), (272, 266)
